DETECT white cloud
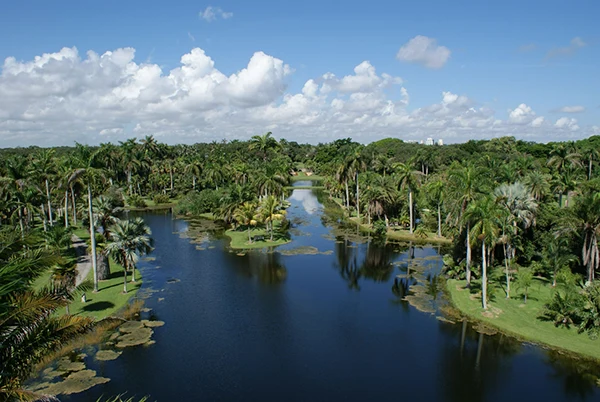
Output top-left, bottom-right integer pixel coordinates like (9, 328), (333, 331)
(555, 117), (580, 131)
(556, 105), (585, 113)
(396, 35), (451, 69)
(0, 46), (596, 147)
(200, 6), (233, 22)
(547, 37), (586, 59)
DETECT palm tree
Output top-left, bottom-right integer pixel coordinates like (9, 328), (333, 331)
(425, 176), (446, 237)
(543, 235), (578, 287)
(559, 193), (600, 283)
(393, 162), (421, 233)
(582, 145), (600, 181)
(106, 218), (153, 293)
(93, 195), (122, 280)
(547, 143), (582, 174)
(524, 171), (551, 202)
(0, 229), (93, 401)
(465, 196), (503, 309)
(449, 162), (487, 287)
(346, 150), (367, 221)
(335, 161), (352, 210)
(30, 148), (57, 227)
(184, 159), (203, 190)
(233, 202), (258, 244)
(249, 132), (280, 161)
(494, 182), (537, 298)
(119, 138), (141, 195)
(1, 156), (29, 236)
(259, 195), (287, 241)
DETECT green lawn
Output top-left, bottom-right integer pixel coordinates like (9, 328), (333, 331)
(225, 226), (290, 249)
(447, 278), (600, 360)
(348, 217), (452, 244)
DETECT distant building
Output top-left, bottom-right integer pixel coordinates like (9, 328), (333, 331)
(425, 137), (434, 146)
(437, 139), (444, 146)
(419, 140), (424, 144)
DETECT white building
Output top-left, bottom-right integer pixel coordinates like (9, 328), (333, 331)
(437, 139), (444, 146)
(425, 137), (434, 146)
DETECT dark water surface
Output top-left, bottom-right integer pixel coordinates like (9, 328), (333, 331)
(67, 183), (600, 402)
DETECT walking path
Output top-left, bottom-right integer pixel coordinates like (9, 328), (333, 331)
(71, 235), (92, 286)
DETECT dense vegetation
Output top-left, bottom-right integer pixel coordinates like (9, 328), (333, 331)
(2, 133), (600, 398)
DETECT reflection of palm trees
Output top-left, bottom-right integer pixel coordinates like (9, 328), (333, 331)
(546, 351), (600, 399)
(244, 252), (288, 285)
(333, 238), (362, 290)
(360, 243), (394, 282)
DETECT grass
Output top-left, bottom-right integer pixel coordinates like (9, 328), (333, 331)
(37, 225), (143, 320)
(347, 217), (452, 244)
(446, 278), (600, 360)
(126, 198), (177, 211)
(225, 226), (290, 249)
(284, 185), (325, 190)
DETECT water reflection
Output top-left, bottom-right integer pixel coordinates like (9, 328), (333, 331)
(288, 183), (321, 215)
(224, 249), (288, 285)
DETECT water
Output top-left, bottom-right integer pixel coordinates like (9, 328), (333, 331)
(65, 182), (600, 402)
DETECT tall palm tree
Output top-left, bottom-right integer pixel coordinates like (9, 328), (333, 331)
(184, 159), (203, 190)
(233, 202), (259, 244)
(1, 156), (29, 236)
(523, 171), (551, 202)
(30, 148), (56, 227)
(119, 138), (141, 195)
(106, 218), (153, 293)
(249, 132), (280, 161)
(346, 150), (367, 221)
(393, 162), (421, 233)
(425, 176), (446, 237)
(335, 161), (352, 210)
(543, 235), (578, 287)
(494, 182), (537, 298)
(465, 196), (503, 309)
(259, 195), (287, 240)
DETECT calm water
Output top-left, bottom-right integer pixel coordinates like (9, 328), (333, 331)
(66, 182), (600, 402)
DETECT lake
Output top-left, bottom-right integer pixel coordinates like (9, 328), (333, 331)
(65, 181), (600, 402)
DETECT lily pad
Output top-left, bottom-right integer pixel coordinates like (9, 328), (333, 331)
(142, 319), (165, 328)
(39, 370), (110, 395)
(56, 358), (85, 373)
(95, 350), (122, 361)
(118, 321), (144, 333)
(115, 327), (154, 348)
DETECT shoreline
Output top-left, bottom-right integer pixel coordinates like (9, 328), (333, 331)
(445, 278), (600, 362)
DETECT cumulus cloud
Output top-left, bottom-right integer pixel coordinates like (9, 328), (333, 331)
(555, 105), (585, 113)
(0, 46), (596, 147)
(555, 117), (580, 131)
(547, 37), (586, 59)
(200, 6), (233, 22)
(396, 35), (451, 69)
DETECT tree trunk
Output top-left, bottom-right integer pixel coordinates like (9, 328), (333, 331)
(270, 217), (274, 241)
(466, 223), (472, 287)
(503, 242), (510, 298)
(345, 180), (350, 210)
(355, 173), (360, 221)
(170, 167), (174, 191)
(64, 190), (69, 228)
(131, 264), (136, 282)
(589, 157), (593, 181)
(71, 186), (77, 225)
(193, 176), (196, 190)
(123, 261), (128, 293)
(88, 185), (99, 292)
(475, 332), (484, 370)
(97, 252), (111, 280)
(408, 190), (413, 234)
(127, 169), (132, 195)
(437, 203), (441, 237)
(41, 204), (48, 232)
(481, 241), (488, 310)
(248, 227), (251, 244)
(45, 179), (53, 226)
(17, 199), (24, 238)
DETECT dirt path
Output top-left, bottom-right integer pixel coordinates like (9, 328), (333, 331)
(71, 235), (92, 286)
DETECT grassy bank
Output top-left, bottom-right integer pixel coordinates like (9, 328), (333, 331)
(126, 198), (177, 211)
(290, 173), (325, 182)
(225, 226), (290, 249)
(446, 278), (600, 360)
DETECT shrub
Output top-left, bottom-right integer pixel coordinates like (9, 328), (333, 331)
(373, 220), (387, 237)
(127, 194), (147, 208)
(104, 186), (125, 208)
(153, 194), (170, 205)
(175, 190), (220, 215)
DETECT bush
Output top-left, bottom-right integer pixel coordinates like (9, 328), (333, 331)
(127, 194), (147, 208)
(104, 186), (125, 208)
(153, 194), (170, 204)
(373, 220), (387, 237)
(175, 190), (220, 215)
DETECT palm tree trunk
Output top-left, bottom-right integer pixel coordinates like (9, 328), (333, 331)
(193, 176), (196, 190)
(127, 169), (132, 195)
(17, 199), (24, 238)
(131, 264), (136, 282)
(589, 156), (593, 181)
(270, 216), (274, 241)
(503, 242), (510, 298)
(123, 261), (128, 293)
(345, 180), (350, 210)
(408, 190), (413, 234)
(88, 184), (99, 292)
(466, 223), (472, 287)
(41, 204), (48, 232)
(170, 167), (174, 191)
(45, 179), (53, 226)
(64, 190), (69, 228)
(356, 172), (360, 221)
(71, 186), (77, 225)
(248, 227), (251, 244)
(481, 241), (487, 310)
(437, 203), (441, 237)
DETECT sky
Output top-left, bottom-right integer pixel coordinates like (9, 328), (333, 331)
(0, 0), (598, 147)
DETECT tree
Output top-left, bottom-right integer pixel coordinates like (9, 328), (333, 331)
(249, 132), (280, 161)
(233, 202), (259, 244)
(465, 196), (503, 309)
(393, 162), (421, 234)
(494, 182), (537, 298)
(515, 268), (534, 303)
(524, 171), (551, 202)
(31, 148), (57, 227)
(259, 195), (287, 241)
(106, 218), (153, 293)
(543, 235), (578, 287)
(346, 150), (367, 222)
(0, 229), (93, 400)
(93, 195), (122, 280)
(425, 176), (446, 237)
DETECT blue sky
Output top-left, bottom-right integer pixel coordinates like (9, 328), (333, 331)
(0, 0), (597, 146)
